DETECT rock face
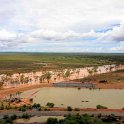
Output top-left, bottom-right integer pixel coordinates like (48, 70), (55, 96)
(0, 64), (123, 89)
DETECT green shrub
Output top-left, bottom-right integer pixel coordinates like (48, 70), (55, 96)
(47, 118), (58, 124)
(47, 114), (105, 124)
(102, 114), (117, 123)
(10, 114), (17, 120)
(21, 113), (30, 119)
(32, 103), (41, 109)
(96, 105), (108, 109)
(18, 106), (26, 111)
(0, 119), (6, 124)
(3, 115), (13, 124)
(46, 102), (54, 108)
(74, 108), (80, 111)
(28, 105), (32, 110)
(67, 106), (72, 111)
(3, 115), (9, 120)
(29, 98), (33, 102)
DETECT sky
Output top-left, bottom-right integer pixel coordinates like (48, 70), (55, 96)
(0, 0), (124, 53)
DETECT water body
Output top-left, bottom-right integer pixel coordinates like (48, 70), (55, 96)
(21, 87), (124, 109)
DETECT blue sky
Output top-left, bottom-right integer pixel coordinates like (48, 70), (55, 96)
(0, 0), (124, 52)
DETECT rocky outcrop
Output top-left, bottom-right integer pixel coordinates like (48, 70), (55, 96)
(0, 64), (123, 89)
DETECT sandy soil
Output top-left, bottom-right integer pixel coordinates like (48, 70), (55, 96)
(95, 82), (124, 89)
(0, 83), (52, 99)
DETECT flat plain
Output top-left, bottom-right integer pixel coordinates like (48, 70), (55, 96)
(0, 52), (124, 74)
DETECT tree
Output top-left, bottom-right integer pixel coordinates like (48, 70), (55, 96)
(64, 69), (71, 80)
(10, 78), (20, 87)
(92, 66), (98, 74)
(57, 72), (61, 79)
(47, 118), (58, 124)
(109, 66), (113, 72)
(76, 69), (80, 75)
(20, 75), (25, 84)
(39, 74), (46, 83)
(44, 72), (52, 83)
(32, 103), (41, 109)
(87, 69), (93, 75)
(20, 75), (29, 84)
(46, 102), (54, 108)
(67, 106), (72, 111)
(24, 77), (29, 84)
(0, 75), (9, 87)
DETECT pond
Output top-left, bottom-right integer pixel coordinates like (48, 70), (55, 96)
(21, 87), (124, 109)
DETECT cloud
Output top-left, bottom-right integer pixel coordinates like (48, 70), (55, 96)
(0, 29), (24, 49)
(23, 21), (124, 42)
(0, 0), (124, 52)
(1, 0), (124, 31)
(0, 29), (17, 41)
(28, 29), (103, 41)
(0, 22), (124, 49)
(100, 22), (124, 42)
(30, 30), (80, 41)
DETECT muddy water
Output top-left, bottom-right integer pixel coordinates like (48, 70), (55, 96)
(21, 87), (124, 109)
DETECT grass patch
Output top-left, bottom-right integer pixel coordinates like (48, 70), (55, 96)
(0, 52), (124, 74)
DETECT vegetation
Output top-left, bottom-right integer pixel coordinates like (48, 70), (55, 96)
(21, 113), (30, 119)
(1, 114), (17, 124)
(0, 98), (55, 111)
(74, 108), (80, 111)
(74, 70), (124, 84)
(0, 101), (11, 110)
(0, 113), (123, 124)
(96, 105), (108, 109)
(46, 102), (55, 108)
(32, 103), (41, 109)
(44, 72), (52, 83)
(0, 114), (30, 124)
(29, 98), (33, 102)
(18, 106), (26, 111)
(18, 103), (41, 111)
(47, 118), (58, 124)
(67, 106), (73, 111)
(47, 114), (124, 124)
(0, 53), (124, 74)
